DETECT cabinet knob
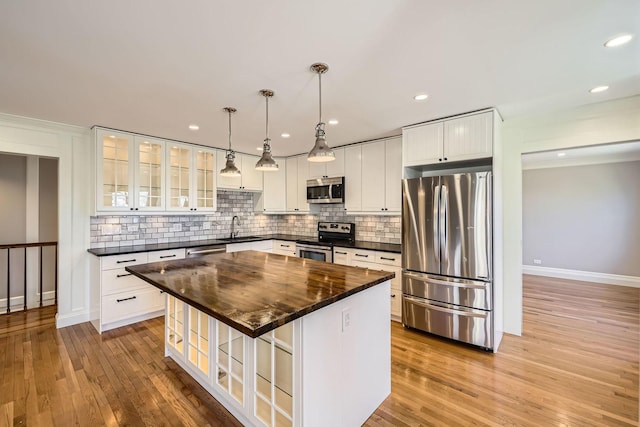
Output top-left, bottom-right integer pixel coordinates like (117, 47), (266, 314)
(130, 208), (134, 210)
(444, 157), (448, 161)
(438, 158), (443, 162)
(391, 294), (396, 298)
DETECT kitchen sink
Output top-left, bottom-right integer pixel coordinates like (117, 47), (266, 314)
(218, 236), (263, 242)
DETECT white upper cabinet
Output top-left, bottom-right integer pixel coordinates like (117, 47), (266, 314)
(166, 143), (217, 212)
(344, 145), (362, 212)
(96, 129), (166, 213)
(403, 110), (494, 166)
(443, 113), (493, 161)
(307, 147), (345, 179)
(260, 157), (287, 212)
(216, 152), (263, 191)
(345, 137), (401, 214)
(285, 155), (310, 213)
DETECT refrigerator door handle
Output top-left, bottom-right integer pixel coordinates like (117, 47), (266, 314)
(433, 184), (440, 265)
(403, 272), (488, 289)
(403, 296), (489, 318)
(440, 184), (449, 266)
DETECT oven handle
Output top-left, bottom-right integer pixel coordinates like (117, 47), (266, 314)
(403, 295), (489, 318)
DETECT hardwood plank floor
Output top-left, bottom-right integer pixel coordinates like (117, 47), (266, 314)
(0, 275), (637, 426)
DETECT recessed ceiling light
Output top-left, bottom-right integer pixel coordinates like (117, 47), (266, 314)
(557, 152), (566, 157)
(109, 135), (116, 139)
(414, 94), (429, 101)
(281, 133), (290, 138)
(604, 34), (633, 47)
(589, 85), (609, 93)
(188, 124), (199, 131)
(328, 119), (339, 125)
(256, 146), (263, 151)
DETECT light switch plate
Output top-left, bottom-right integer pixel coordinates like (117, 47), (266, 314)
(342, 308), (351, 332)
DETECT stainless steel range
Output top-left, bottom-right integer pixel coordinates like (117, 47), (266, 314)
(296, 222), (355, 263)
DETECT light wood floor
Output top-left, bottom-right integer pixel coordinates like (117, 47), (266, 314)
(1, 275), (638, 426)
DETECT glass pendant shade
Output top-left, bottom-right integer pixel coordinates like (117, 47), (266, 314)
(307, 123), (335, 162)
(255, 89), (279, 171)
(220, 107), (241, 177)
(308, 63), (335, 162)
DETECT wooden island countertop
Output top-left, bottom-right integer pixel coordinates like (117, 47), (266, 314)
(125, 250), (394, 338)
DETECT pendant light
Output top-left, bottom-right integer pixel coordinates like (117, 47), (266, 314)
(255, 89), (279, 171)
(220, 107), (241, 177)
(307, 62), (335, 162)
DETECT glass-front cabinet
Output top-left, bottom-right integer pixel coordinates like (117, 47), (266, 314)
(96, 129), (166, 212)
(166, 295), (185, 356)
(166, 143), (217, 212)
(255, 323), (295, 427)
(215, 322), (245, 405)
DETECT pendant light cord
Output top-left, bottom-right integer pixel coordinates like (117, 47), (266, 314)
(265, 95), (269, 141)
(228, 110), (232, 151)
(318, 72), (322, 124)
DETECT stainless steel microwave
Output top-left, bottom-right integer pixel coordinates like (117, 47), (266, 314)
(306, 177), (344, 204)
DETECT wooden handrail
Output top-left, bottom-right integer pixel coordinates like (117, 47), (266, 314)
(0, 241), (57, 250)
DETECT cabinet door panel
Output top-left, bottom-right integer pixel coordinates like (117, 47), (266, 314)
(384, 137), (402, 212)
(361, 141), (386, 212)
(240, 154), (264, 191)
(285, 157), (298, 211)
(402, 123), (443, 166)
(135, 136), (165, 211)
(167, 144), (192, 209)
(97, 130), (134, 211)
(325, 147), (345, 177)
(195, 149), (217, 210)
(443, 112), (493, 161)
(344, 145), (362, 212)
(263, 158), (286, 212)
(296, 156), (309, 212)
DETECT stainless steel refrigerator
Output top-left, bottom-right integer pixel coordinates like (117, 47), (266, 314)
(401, 171), (493, 350)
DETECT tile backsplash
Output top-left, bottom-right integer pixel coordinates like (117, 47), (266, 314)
(90, 190), (401, 248)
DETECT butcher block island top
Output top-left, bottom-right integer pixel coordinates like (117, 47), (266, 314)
(125, 250), (394, 338)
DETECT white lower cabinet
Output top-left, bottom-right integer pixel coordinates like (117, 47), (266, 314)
(226, 240), (273, 253)
(271, 240), (296, 256)
(90, 248), (185, 333)
(333, 247), (402, 321)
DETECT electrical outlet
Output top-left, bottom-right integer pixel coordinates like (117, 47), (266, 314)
(342, 308), (351, 332)
(533, 259), (542, 265)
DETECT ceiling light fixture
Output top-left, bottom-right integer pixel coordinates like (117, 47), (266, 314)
(188, 124), (199, 131)
(589, 85), (609, 93)
(328, 119), (339, 125)
(604, 34), (633, 47)
(308, 62), (335, 162)
(220, 107), (241, 177)
(255, 89), (279, 171)
(281, 133), (290, 138)
(557, 152), (566, 157)
(414, 94), (429, 101)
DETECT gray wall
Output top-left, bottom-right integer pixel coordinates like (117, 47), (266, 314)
(0, 153), (27, 243)
(39, 158), (58, 241)
(522, 160), (640, 276)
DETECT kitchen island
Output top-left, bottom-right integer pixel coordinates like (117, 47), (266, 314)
(126, 250), (393, 427)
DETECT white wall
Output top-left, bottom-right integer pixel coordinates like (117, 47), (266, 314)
(0, 113), (92, 327)
(499, 95), (640, 335)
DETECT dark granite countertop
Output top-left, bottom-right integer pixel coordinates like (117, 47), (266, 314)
(126, 250), (394, 338)
(88, 235), (401, 256)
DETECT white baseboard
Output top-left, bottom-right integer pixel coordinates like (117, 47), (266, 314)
(522, 265), (640, 288)
(0, 291), (57, 311)
(56, 310), (91, 329)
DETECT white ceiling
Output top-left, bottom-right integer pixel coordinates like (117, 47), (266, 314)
(1, 1), (639, 157)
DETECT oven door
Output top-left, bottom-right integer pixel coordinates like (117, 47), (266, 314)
(296, 244), (333, 263)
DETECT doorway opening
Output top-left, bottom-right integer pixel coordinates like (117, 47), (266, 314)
(0, 153), (59, 314)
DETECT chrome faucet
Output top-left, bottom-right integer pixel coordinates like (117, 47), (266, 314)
(231, 215), (242, 239)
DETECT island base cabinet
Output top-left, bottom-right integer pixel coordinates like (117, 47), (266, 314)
(162, 282), (390, 427)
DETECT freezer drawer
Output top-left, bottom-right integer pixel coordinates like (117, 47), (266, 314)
(402, 295), (493, 349)
(403, 271), (492, 310)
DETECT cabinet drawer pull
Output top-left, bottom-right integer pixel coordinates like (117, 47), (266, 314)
(116, 296), (137, 303)
(280, 244), (290, 248)
(335, 251), (347, 255)
(355, 254), (369, 258)
(116, 273), (132, 278)
(160, 254), (176, 259)
(380, 257), (396, 261)
(116, 259), (136, 264)
(391, 294), (396, 298)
